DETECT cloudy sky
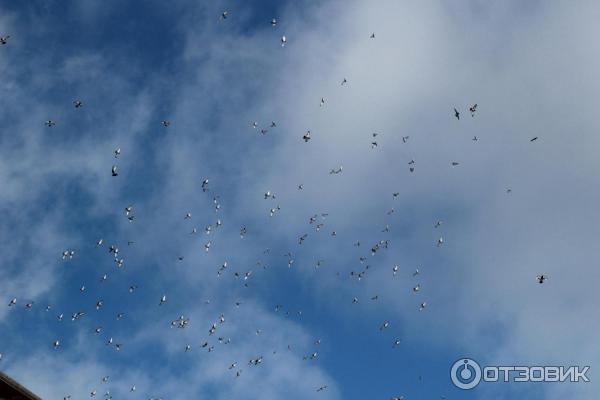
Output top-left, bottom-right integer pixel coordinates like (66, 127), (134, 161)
(0, 0), (598, 399)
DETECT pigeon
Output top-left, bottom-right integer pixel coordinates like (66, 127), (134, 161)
(8, 298), (16, 307)
(271, 18), (277, 27)
(280, 36), (287, 46)
(159, 295), (167, 305)
(73, 100), (83, 108)
(111, 165), (118, 176)
(303, 130), (311, 142)
(536, 274), (548, 284)
(453, 108), (460, 120)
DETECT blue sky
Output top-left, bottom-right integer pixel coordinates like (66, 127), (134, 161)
(0, 1), (599, 399)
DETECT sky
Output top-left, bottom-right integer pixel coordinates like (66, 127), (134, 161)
(0, 0), (599, 399)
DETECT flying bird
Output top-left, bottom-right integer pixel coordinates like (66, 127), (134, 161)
(303, 130), (311, 142)
(469, 103), (478, 116)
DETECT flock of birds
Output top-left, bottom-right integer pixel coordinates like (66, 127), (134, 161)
(0, 9), (548, 400)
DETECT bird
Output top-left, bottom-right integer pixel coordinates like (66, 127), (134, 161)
(317, 385), (328, 392)
(380, 321), (390, 331)
(370, 32), (375, 38)
(530, 136), (538, 142)
(45, 119), (56, 127)
(453, 108), (460, 120)
(73, 100), (83, 108)
(62, 249), (75, 260)
(302, 130), (311, 142)
(161, 120), (170, 127)
(437, 237), (444, 247)
(393, 339), (401, 348)
(329, 166), (342, 174)
(220, 11), (228, 20)
(8, 298), (16, 307)
(111, 165), (118, 176)
(271, 18), (277, 27)
(469, 103), (477, 116)
(341, 78), (347, 85)
(53, 340), (60, 349)
(159, 295), (167, 305)
(0, 35), (9, 45)
(536, 274), (548, 284)
(280, 36), (287, 46)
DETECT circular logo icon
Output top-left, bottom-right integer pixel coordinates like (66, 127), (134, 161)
(451, 358), (482, 390)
